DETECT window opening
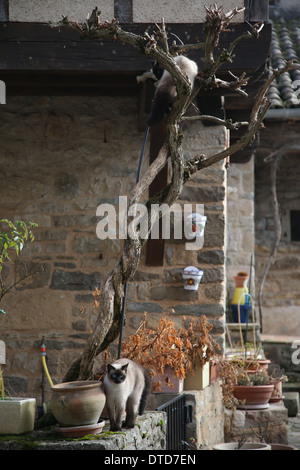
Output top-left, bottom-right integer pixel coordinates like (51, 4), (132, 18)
(290, 210), (300, 242)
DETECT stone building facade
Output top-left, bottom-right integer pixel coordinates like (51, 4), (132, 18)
(0, 1), (275, 449)
(0, 93), (227, 398)
(255, 120), (300, 335)
(254, 2), (300, 336)
(0, 0), (251, 405)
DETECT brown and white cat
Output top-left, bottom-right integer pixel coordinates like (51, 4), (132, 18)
(103, 358), (152, 431)
(147, 55), (198, 126)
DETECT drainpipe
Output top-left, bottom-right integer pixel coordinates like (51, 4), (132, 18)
(265, 109), (300, 121)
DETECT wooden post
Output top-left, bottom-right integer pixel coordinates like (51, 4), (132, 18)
(0, 1), (8, 21)
(145, 122), (168, 266)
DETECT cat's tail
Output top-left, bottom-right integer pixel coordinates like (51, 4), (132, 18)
(147, 90), (173, 126)
(139, 368), (152, 415)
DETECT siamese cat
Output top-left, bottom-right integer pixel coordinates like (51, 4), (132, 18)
(147, 55), (198, 126)
(103, 358), (152, 431)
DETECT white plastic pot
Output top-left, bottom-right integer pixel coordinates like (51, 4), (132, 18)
(185, 213), (207, 239)
(182, 266), (203, 291)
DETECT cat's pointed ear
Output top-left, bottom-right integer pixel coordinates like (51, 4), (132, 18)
(107, 363), (115, 373)
(121, 363), (129, 371)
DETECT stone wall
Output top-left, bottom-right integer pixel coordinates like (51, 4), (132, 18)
(150, 381), (224, 449)
(0, 94), (227, 402)
(255, 120), (300, 335)
(0, 410), (167, 450)
(224, 402), (288, 444)
(8, 0), (245, 23)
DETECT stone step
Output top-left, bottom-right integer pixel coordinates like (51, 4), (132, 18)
(283, 383), (300, 394)
(283, 392), (299, 417)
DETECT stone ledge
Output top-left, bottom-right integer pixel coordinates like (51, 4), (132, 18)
(0, 411), (166, 451)
(224, 402), (288, 444)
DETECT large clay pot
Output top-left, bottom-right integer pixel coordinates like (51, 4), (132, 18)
(270, 443), (298, 450)
(213, 442), (271, 450)
(233, 384), (274, 409)
(50, 380), (106, 427)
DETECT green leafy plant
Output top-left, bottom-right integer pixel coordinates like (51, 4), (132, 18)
(0, 218), (38, 399)
(0, 218), (38, 310)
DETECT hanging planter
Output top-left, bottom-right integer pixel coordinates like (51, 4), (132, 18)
(182, 266), (203, 291)
(185, 213), (207, 239)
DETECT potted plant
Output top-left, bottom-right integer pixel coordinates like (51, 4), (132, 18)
(98, 312), (220, 393)
(0, 218), (39, 434)
(227, 344), (271, 373)
(219, 358), (274, 410)
(227, 290), (270, 371)
(232, 370), (274, 409)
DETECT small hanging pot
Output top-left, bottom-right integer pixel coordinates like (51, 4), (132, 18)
(182, 266), (203, 291)
(185, 213), (207, 239)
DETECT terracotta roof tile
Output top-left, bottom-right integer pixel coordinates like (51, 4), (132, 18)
(268, 19), (300, 109)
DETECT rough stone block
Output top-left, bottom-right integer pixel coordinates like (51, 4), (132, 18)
(283, 392), (299, 417)
(179, 185), (225, 203)
(150, 285), (198, 301)
(126, 302), (163, 313)
(16, 261), (51, 289)
(50, 270), (101, 291)
(54, 172), (79, 199)
(171, 303), (224, 317)
(225, 403), (288, 444)
(197, 249), (225, 265)
(201, 267), (224, 283)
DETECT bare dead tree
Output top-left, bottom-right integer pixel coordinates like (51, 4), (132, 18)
(57, 5), (300, 381)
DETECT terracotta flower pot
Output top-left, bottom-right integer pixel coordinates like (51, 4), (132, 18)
(230, 357), (270, 372)
(270, 443), (298, 450)
(269, 379), (283, 402)
(233, 384), (274, 409)
(210, 359), (220, 383)
(153, 365), (184, 393)
(50, 380), (106, 427)
(234, 273), (249, 288)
